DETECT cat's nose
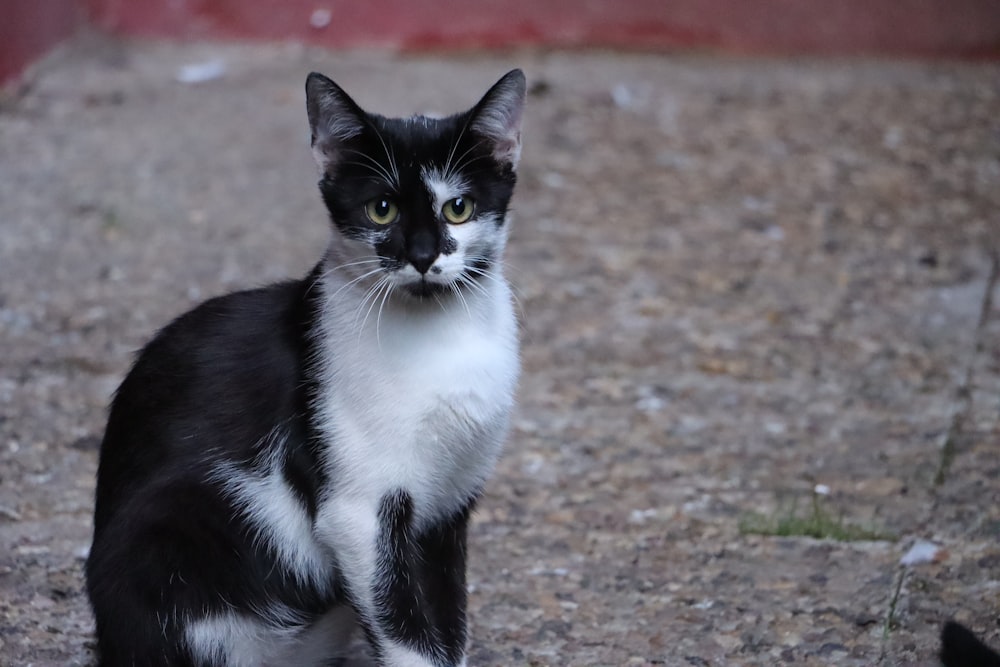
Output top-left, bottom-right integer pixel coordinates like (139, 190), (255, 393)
(407, 232), (438, 275)
(409, 251), (437, 275)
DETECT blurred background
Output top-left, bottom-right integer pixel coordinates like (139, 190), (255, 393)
(4, 0), (1000, 84)
(1, 2), (999, 666)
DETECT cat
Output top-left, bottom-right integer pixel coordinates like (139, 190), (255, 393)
(85, 68), (526, 667)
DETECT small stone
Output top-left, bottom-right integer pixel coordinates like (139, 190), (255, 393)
(900, 540), (944, 566)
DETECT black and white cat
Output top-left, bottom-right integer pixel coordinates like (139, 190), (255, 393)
(85, 69), (526, 667)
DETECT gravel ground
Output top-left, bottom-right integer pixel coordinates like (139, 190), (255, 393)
(1, 37), (998, 666)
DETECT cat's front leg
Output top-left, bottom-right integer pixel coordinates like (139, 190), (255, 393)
(320, 491), (468, 667)
(413, 502), (473, 666)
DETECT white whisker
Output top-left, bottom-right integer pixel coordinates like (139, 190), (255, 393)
(306, 257), (382, 298)
(375, 281), (394, 348)
(342, 152), (395, 186)
(464, 261), (526, 323)
(368, 123), (400, 189)
(443, 114), (474, 181)
(388, 143), (400, 188)
(454, 271), (488, 299)
(449, 140), (487, 178)
(450, 280), (473, 321)
(327, 257), (385, 272)
(357, 278), (391, 341)
(431, 291), (448, 315)
(351, 277), (384, 334)
(325, 266), (386, 304)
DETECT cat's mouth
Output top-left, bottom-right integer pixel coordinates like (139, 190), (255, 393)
(403, 279), (450, 299)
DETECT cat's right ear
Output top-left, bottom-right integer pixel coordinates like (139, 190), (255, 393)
(305, 73), (366, 173)
(470, 69), (527, 170)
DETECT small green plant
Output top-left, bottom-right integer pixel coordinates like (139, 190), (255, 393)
(101, 208), (123, 233)
(739, 491), (895, 542)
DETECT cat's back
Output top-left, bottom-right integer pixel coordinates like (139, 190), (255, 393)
(110, 279), (312, 430)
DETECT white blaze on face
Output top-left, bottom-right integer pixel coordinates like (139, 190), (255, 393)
(419, 167), (476, 281)
(421, 166), (467, 215)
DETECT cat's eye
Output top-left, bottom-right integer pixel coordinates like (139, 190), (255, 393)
(442, 197), (475, 224)
(365, 198), (399, 225)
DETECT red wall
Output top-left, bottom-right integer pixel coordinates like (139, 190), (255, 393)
(3, 0), (1000, 85)
(83, 0), (1000, 57)
(0, 0), (83, 85)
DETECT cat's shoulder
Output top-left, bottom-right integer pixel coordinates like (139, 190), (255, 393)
(163, 279), (310, 335)
(121, 278), (316, 392)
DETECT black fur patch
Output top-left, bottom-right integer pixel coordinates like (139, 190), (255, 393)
(374, 491), (435, 654)
(416, 501), (473, 665)
(86, 279), (340, 663)
(374, 491), (475, 664)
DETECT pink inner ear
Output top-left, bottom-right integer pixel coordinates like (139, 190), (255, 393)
(469, 71), (526, 169)
(310, 115), (365, 173)
(493, 132), (522, 168)
(311, 142), (337, 173)
(306, 74), (367, 173)
(471, 106), (524, 168)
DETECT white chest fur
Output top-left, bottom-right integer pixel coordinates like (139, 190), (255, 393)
(197, 279), (518, 666)
(312, 274), (519, 530)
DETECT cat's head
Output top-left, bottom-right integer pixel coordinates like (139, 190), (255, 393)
(305, 69), (525, 300)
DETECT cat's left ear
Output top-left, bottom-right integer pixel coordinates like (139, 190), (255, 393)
(470, 69), (526, 170)
(305, 72), (366, 173)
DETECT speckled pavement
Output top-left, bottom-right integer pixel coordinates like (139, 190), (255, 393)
(1, 38), (998, 666)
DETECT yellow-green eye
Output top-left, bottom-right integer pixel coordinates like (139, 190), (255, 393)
(365, 198), (399, 225)
(442, 196), (475, 224)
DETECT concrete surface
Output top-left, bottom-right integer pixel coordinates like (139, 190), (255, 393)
(0, 37), (998, 666)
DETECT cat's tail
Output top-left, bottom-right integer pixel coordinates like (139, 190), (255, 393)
(940, 620), (1000, 667)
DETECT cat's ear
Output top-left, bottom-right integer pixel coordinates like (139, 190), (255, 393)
(470, 69), (526, 170)
(305, 72), (366, 173)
